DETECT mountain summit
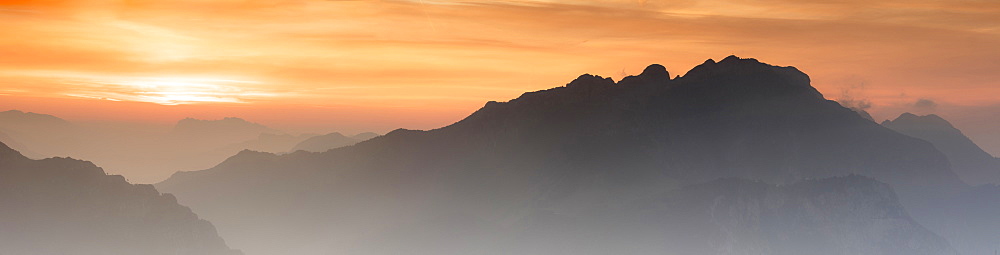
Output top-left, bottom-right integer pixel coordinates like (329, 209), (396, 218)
(883, 113), (999, 185)
(159, 56), (966, 255)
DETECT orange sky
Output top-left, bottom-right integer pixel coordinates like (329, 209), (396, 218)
(2, 0), (999, 139)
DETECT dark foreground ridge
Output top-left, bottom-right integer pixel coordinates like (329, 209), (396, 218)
(0, 141), (241, 255)
(159, 56), (970, 255)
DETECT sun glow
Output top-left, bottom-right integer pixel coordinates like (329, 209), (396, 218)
(62, 76), (274, 105)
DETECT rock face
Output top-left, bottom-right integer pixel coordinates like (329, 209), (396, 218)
(883, 113), (1000, 185)
(158, 56), (966, 255)
(0, 141), (241, 255)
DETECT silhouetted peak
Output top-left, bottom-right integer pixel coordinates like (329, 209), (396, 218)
(566, 74), (615, 89)
(385, 128), (425, 137)
(678, 55), (816, 98)
(617, 63), (673, 85)
(324, 132), (347, 138)
(639, 64), (669, 79)
(683, 55), (798, 78)
(719, 54), (749, 63)
(0, 109), (71, 125)
(235, 149), (275, 157)
(883, 113), (955, 130)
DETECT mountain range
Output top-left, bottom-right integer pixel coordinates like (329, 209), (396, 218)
(157, 56), (983, 255)
(883, 113), (1000, 185)
(0, 141), (240, 255)
(0, 113), (373, 183)
(290, 132), (381, 153)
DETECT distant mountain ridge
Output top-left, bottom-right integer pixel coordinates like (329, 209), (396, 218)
(158, 56), (969, 255)
(0, 113), (346, 183)
(0, 141), (240, 255)
(290, 132), (380, 152)
(883, 113), (1000, 185)
(0, 109), (79, 157)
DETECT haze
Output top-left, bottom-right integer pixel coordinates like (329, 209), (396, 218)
(2, 1), (1000, 255)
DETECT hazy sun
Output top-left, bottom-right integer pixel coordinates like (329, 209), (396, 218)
(65, 76), (272, 105)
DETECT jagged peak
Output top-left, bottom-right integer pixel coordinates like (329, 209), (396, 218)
(639, 64), (670, 79)
(618, 64), (672, 86)
(566, 74), (615, 89)
(681, 55), (805, 81)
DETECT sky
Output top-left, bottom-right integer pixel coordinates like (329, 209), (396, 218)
(1, 0), (999, 153)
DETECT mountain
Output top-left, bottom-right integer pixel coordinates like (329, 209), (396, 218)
(611, 176), (955, 255)
(0, 109), (79, 157)
(0, 141), (240, 255)
(290, 132), (380, 152)
(158, 56), (968, 255)
(0, 113), (318, 183)
(224, 133), (319, 154)
(882, 113), (1000, 255)
(883, 113), (1000, 185)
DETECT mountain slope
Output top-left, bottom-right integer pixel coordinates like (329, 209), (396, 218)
(883, 113), (1000, 185)
(612, 176), (955, 255)
(881, 113), (1000, 254)
(158, 56), (966, 255)
(0, 141), (240, 255)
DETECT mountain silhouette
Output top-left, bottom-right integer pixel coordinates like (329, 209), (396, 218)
(883, 113), (1000, 185)
(0, 109), (79, 157)
(224, 133), (318, 154)
(290, 132), (380, 152)
(881, 113), (1000, 255)
(158, 56), (968, 255)
(0, 141), (240, 255)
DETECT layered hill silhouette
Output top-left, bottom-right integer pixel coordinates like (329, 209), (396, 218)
(0, 114), (337, 183)
(881, 113), (1000, 254)
(0, 110), (79, 157)
(290, 132), (380, 152)
(158, 56), (974, 255)
(883, 113), (1000, 185)
(0, 141), (240, 255)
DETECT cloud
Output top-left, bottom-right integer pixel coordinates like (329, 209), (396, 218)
(914, 98), (937, 110)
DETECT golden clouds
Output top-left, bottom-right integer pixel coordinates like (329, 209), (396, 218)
(1, 0), (999, 126)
